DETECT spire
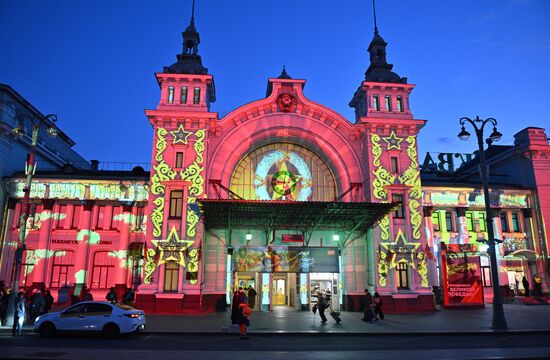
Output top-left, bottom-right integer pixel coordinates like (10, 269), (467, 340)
(364, 1), (407, 84)
(163, 0), (208, 75)
(278, 65), (292, 79)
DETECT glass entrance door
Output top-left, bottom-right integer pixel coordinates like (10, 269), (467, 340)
(272, 277), (286, 305)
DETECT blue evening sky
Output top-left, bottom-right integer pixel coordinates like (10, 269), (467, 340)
(1, 0), (549, 165)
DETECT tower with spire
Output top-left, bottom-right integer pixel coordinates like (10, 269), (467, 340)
(350, 2), (435, 297)
(141, 0), (217, 307)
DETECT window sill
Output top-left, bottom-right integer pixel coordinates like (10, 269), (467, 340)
(155, 293), (184, 299)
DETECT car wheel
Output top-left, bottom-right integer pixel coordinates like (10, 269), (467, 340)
(39, 322), (56, 338)
(102, 323), (120, 339)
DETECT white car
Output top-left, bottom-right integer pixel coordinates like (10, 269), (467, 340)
(34, 301), (146, 338)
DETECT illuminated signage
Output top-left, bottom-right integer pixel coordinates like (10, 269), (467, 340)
(430, 192), (460, 206)
(282, 234), (304, 243)
(422, 152), (475, 173)
(499, 194), (527, 208)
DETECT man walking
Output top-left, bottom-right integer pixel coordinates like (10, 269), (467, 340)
(12, 291), (26, 336)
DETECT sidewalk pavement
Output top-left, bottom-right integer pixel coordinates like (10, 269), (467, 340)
(3, 303), (550, 335)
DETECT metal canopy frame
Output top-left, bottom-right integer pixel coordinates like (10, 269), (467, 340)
(198, 200), (397, 245)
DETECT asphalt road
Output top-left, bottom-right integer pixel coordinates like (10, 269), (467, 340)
(2, 332), (550, 360)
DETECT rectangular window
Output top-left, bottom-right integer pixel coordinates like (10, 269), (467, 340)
(91, 251), (115, 289)
(500, 212), (509, 232)
(373, 95), (380, 111)
(169, 190), (184, 218)
(167, 86), (175, 104)
(56, 205), (67, 229)
(396, 96), (404, 112)
(135, 207), (145, 230)
(390, 157), (399, 174)
(397, 262), (409, 289)
(385, 95), (392, 111)
(110, 206), (120, 230)
(481, 265), (492, 287)
(193, 87), (200, 104)
(164, 261), (179, 292)
(175, 152), (184, 168)
(180, 86), (188, 104)
(432, 211), (441, 232)
(445, 211), (454, 232)
(465, 211), (474, 232)
(71, 205), (81, 229)
(96, 205), (106, 229)
(477, 212), (487, 232)
(392, 193), (404, 219)
(511, 212), (520, 232)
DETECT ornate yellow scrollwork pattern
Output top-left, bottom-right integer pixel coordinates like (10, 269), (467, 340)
(144, 248), (157, 285)
(155, 128), (167, 162)
(378, 251), (388, 287)
(151, 197), (164, 238)
(380, 216), (390, 241)
(399, 136), (423, 240)
(371, 134), (382, 167)
(416, 250), (428, 287)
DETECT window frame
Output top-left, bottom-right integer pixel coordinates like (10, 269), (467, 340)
(432, 211), (441, 232)
(167, 86), (175, 104)
(396, 262), (409, 289)
(499, 212), (509, 232)
(175, 152), (184, 168)
(169, 190), (184, 219)
(180, 86), (188, 104)
(511, 212), (521, 232)
(373, 95), (380, 111)
(193, 87), (201, 104)
(445, 211), (454, 232)
(384, 95), (392, 111)
(164, 261), (179, 292)
(396, 96), (404, 112)
(392, 193), (405, 219)
(390, 156), (399, 174)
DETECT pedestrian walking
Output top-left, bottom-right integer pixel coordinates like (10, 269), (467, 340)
(373, 292), (384, 320)
(123, 288), (135, 307)
(82, 289), (93, 301)
(231, 287), (246, 325)
(361, 289), (377, 322)
(12, 291), (26, 336)
(29, 289), (45, 323)
(315, 291), (328, 324)
(533, 274), (542, 296)
(238, 303), (252, 339)
(247, 285), (257, 309)
(522, 276), (530, 297)
(43, 290), (54, 314)
(106, 287), (118, 303)
(0, 286), (7, 325)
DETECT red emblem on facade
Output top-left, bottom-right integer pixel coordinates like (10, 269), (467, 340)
(276, 93), (297, 113)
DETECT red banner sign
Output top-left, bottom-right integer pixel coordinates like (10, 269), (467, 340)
(441, 243), (484, 307)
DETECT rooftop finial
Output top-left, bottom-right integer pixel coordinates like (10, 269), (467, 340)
(372, 0), (378, 35)
(278, 65), (292, 79)
(191, 0), (195, 24)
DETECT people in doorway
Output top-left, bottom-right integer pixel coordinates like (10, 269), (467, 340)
(231, 287), (246, 325)
(12, 291), (26, 336)
(315, 291), (328, 324)
(106, 287), (118, 303)
(373, 292), (384, 320)
(533, 274), (542, 296)
(247, 285), (257, 309)
(522, 276), (530, 297)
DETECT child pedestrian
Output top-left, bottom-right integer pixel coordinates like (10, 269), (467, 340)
(239, 303), (252, 339)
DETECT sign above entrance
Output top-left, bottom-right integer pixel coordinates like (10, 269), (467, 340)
(282, 234), (304, 243)
(232, 246), (338, 273)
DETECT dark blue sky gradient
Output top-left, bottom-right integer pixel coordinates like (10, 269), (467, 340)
(1, 0), (549, 164)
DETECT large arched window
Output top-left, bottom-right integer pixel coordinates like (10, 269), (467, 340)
(230, 143), (337, 201)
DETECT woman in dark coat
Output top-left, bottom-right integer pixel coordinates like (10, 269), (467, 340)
(522, 276), (530, 297)
(373, 292), (384, 320)
(231, 287), (246, 325)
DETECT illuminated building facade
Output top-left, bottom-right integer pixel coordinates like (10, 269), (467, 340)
(1, 15), (549, 313)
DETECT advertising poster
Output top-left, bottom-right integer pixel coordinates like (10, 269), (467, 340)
(232, 246), (338, 273)
(441, 243), (484, 307)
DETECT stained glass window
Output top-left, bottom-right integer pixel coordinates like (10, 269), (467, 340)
(230, 143), (337, 201)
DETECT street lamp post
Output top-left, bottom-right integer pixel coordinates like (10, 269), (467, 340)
(5, 113), (58, 326)
(457, 115), (507, 330)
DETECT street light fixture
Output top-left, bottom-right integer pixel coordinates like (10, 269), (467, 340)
(5, 113), (58, 326)
(457, 115), (507, 330)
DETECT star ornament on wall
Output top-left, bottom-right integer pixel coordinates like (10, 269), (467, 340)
(382, 131), (404, 150)
(151, 226), (194, 267)
(380, 228), (420, 269)
(170, 124), (193, 145)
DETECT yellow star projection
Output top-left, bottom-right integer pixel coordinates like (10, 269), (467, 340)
(382, 131), (404, 150)
(380, 228), (420, 269)
(152, 226), (194, 267)
(170, 124), (193, 145)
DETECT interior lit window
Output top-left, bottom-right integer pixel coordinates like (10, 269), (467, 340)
(180, 86), (188, 104)
(385, 95), (392, 111)
(168, 86), (175, 104)
(193, 87), (200, 104)
(397, 96), (404, 112)
(373, 95), (380, 111)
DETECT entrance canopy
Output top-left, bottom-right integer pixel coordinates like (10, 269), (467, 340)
(198, 199), (396, 234)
